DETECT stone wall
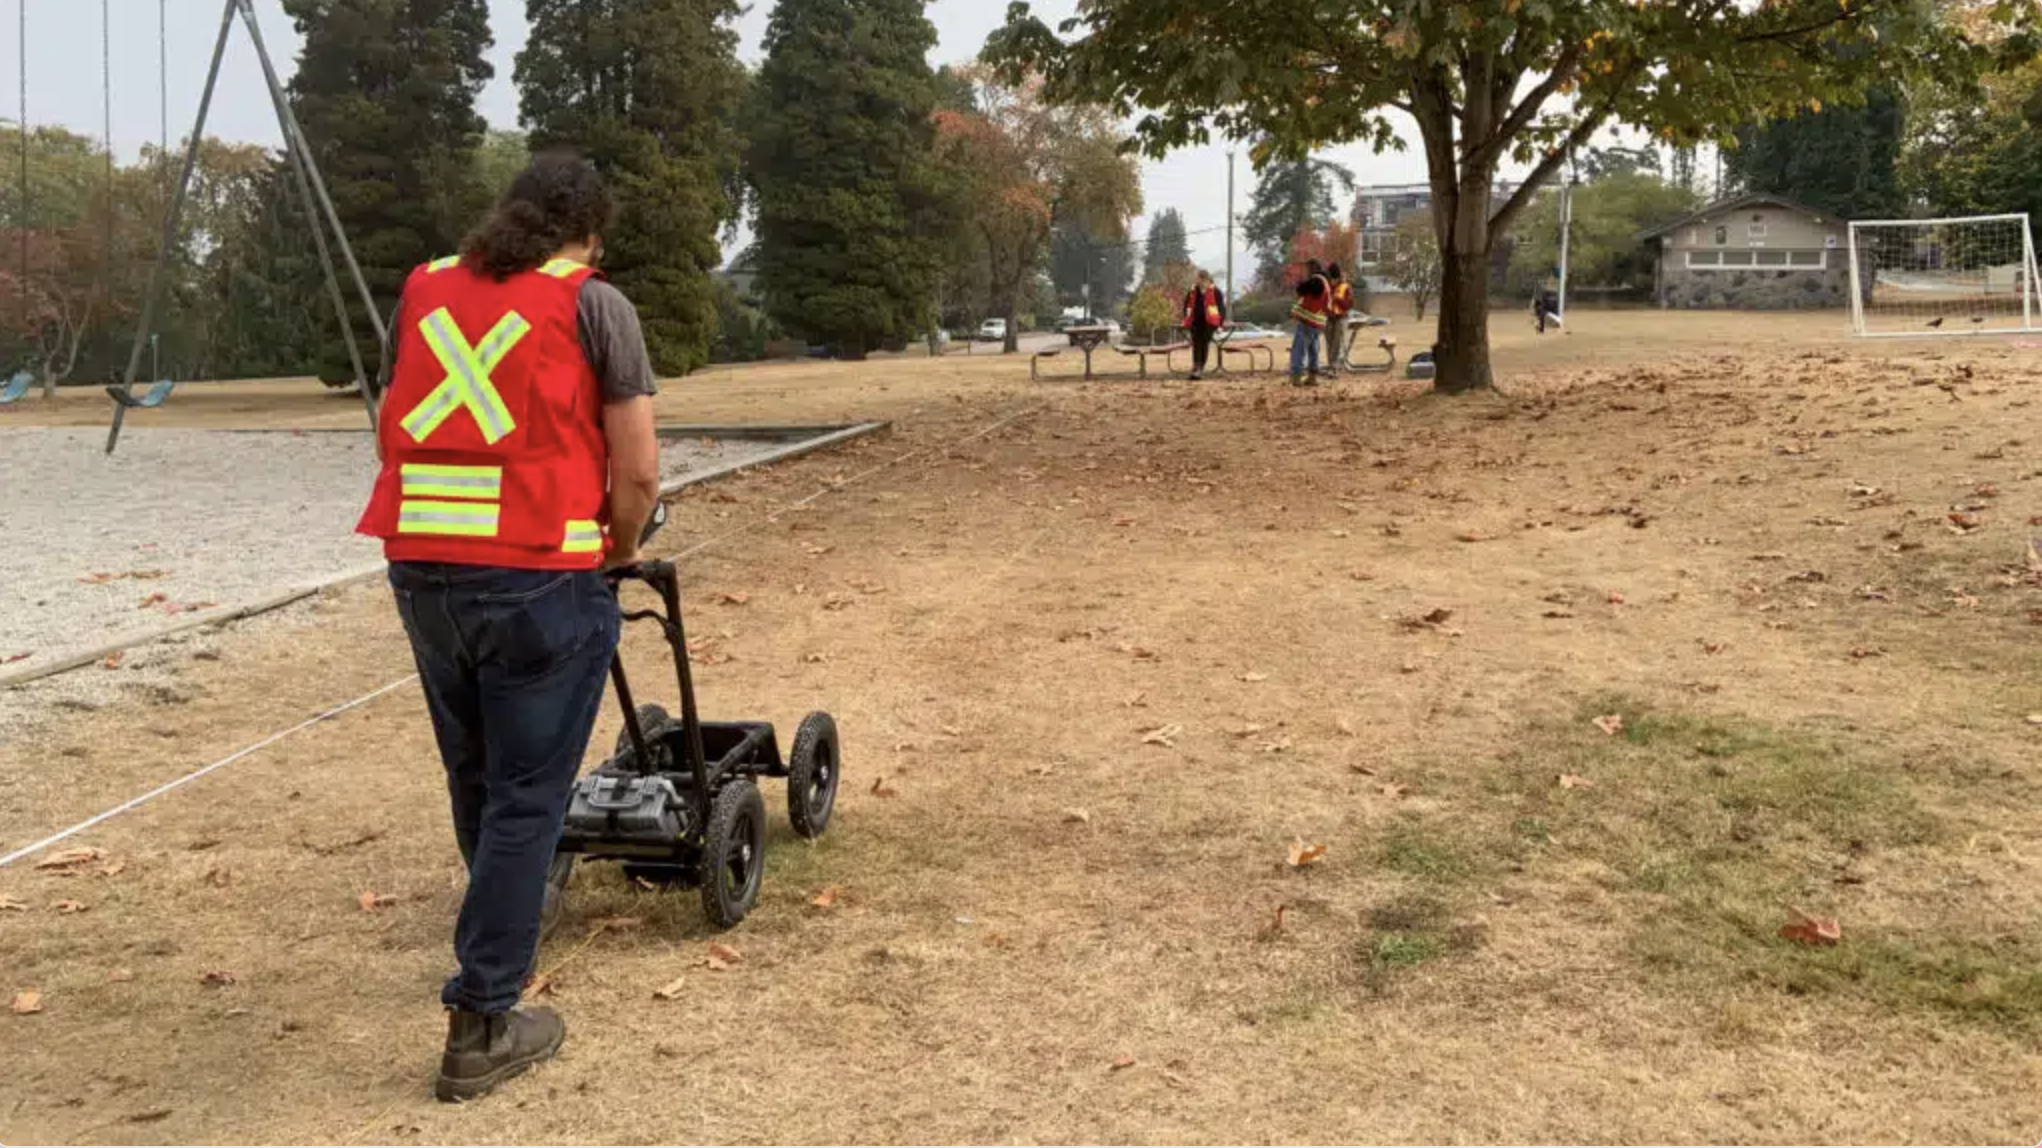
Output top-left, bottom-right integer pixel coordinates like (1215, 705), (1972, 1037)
(1659, 265), (1848, 310)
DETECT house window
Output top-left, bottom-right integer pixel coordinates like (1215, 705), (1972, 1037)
(1749, 221), (1769, 242)
(1713, 225), (1728, 246)
(1720, 250), (1757, 267)
(1755, 250), (1788, 266)
(1688, 249), (1827, 272)
(1789, 250), (1825, 268)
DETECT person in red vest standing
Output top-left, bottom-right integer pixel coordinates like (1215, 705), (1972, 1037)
(356, 152), (662, 1102)
(1180, 268), (1227, 380)
(1290, 259), (1331, 386)
(1324, 263), (1356, 376)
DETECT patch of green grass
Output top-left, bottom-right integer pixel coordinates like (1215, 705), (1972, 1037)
(1356, 892), (1486, 987)
(1379, 824), (1479, 884)
(1369, 931), (1449, 969)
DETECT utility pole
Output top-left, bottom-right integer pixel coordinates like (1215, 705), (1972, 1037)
(1557, 166), (1575, 322)
(159, 0), (168, 156)
(1225, 150), (1236, 305)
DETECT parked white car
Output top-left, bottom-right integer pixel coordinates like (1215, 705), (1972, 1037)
(977, 318), (1009, 342)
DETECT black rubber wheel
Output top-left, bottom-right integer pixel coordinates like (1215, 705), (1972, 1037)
(786, 712), (841, 839)
(699, 780), (766, 928)
(613, 703), (674, 770)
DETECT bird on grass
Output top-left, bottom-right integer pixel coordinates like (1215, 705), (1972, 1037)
(1973, 316), (1987, 325)
(1928, 317), (1945, 329)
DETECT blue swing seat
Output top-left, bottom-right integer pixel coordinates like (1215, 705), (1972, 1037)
(0, 371), (33, 404)
(106, 378), (177, 409)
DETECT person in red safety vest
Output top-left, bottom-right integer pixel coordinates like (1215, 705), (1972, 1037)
(1289, 259), (1330, 386)
(1324, 263), (1356, 376)
(1180, 269), (1227, 379)
(356, 152), (662, 1103)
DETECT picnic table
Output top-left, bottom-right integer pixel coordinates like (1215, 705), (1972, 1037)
(1030, 324), (1120, 381)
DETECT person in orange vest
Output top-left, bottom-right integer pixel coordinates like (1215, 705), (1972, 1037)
(1290, 259), (1331, 386)
(1180, 268), (1227, 379)
(355, 152), (662, 1102)
(1324, 263), (1356, 375)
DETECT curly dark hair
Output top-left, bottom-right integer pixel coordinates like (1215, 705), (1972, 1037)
(460, 151), (614, 281)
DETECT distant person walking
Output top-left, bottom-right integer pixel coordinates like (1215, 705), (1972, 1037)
(1324, 263), (1356, 375)
(1534, 285), (1563, 334)
(1290, 259), (1331, 386)
(1181, 269), (1226, 380)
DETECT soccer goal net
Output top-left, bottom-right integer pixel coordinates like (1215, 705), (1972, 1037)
(1848, 214), (2042, 337)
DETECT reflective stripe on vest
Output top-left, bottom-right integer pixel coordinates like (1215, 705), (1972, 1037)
(562, 519), (604, 554)
(426, 255), (462, 273)
(402, 308), (527, 445)
(1291, 301), (1328, 328)
(400, 463), (503, 500)
(538, 258), (586, 279)
(398, 500), (501, 538)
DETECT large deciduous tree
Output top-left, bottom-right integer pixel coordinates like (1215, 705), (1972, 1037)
(519, 0), (748, 374)
(284, 0), (494, 384)
(1506, 169), (1696, 296)
(931, 67), (1141, 352)
(748, 0), (950, 358)
(990, 0), (2031, 393)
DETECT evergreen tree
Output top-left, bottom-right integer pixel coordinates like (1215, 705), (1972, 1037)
(1726, 87), (1905, 220)
(519, 0), (748, 374)
(747, 0), (947, 358)
(282, 0), (493, 383)
(1050, 221), (1134, 316)
(1140, 208), (1189, 283)
(1242, 155), (1354, 288)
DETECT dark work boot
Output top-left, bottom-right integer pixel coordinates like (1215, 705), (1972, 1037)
(435, 1006), (566, 1102)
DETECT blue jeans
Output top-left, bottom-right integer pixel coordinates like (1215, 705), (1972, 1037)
(1290, 321), (1322, 376)
(389, 563), (620, 1014)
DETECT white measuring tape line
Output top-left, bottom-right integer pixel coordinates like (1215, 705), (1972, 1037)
(0, 403), (1049, 870)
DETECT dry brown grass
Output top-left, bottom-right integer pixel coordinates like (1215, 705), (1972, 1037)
(4, 309), (2042, 1143)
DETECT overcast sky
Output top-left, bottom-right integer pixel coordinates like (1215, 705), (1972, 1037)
(4, 0), (1568, 287)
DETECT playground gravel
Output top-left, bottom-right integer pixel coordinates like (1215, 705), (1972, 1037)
(0, 427), (785, 741)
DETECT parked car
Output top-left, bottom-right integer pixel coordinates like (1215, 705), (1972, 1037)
(1225, 323), (1285, 340)
(977, 318), (1009, 342)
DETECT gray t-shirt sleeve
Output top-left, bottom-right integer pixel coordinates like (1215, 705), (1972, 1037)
(578, 279), (659, 402)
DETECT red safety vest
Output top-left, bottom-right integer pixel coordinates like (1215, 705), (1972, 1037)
(1291, 276), (1329, 329)
(1181, 286), (1222, 329)
(1329, 281), (1355, 318)
(356, 255), (612, 570)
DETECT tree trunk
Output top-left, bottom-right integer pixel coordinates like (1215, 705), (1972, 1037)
(1432, 251), (1493, 394)
(1002, 304), (1019, 354)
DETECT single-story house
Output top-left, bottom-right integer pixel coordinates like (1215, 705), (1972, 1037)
(1641, 192), (1850, 310)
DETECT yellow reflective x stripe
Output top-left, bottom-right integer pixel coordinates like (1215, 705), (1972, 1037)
(397, 500), (500, 538)
(402, 308), (526, 445)
(400, 463), (502, 500)
(538, 258), (586, 279)
(426, 255), (461, 273)
(562, 519), (604, 554)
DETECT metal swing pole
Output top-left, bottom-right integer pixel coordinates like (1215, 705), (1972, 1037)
(234, 0), (378, 428)
(105, 0), (238, 455)
(235, 0), (385, 353)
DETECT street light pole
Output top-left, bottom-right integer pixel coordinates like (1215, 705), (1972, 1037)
(1225, 150), (1236, 305)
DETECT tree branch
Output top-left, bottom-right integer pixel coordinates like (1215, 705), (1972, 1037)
(1487, 80), (1630, 240)
(1735, 1), (1878, 46)
(1465, 45), (1581, 172)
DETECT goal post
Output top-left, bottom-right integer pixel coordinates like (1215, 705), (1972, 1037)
(1848, 213), (2042, 337)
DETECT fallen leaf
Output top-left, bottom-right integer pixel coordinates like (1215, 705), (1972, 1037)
(1948, 512), (1983, 534)
(1140, 724), (1183, 748)
(98, 859), (125, 878)
(1455, 531), (1490, 543)
(1778, 910), (1842, 947)
(102, 652), (123, 669)
(652, 976), (687, 1001)
(1264, 904), (1289, 936)
(707, 942), (743, 964)
(53, 899), (87, 914)
(204, 867), (231, 888)
(1335, 717), (1356, 737)
(1558, 774), (1596, 790)
(1701, 640), (1727, 655)
(1287, 840), (1328, 868)
(802, 543), (834, 556)
(525, 973), (558, 997)
(200, 971), (236, 988)
(34, 847), (105, 871)
(870, 776), (899, 798)
(1063, 808), (1092, 825)
(11, 991), (42, 1015)
(2, 652), (28, 664)
(357, 891), (398, 912)
(1123, 690), (1148, 708)
(1542, 609), (1577, 619)
(0, 896), (24, 912)
(2026, 714), (2042, 727)
(1110, 1056), (1137, 1071)
(1379, 782), (1411, 799)
(1592, 714), (1625, 736)
(802, 652), (828, 664)
(697, 956), (730, 972)
(125, 1109), (174, 1124)
(108, 969), (133, 983)
(716, 591), (751, 606)
(137, 591), (168, 609)
(1113, 516), (1136, 527)
(1422, 607), (1454, 625)
(1849, 645), (1884, 659)
(1348, 763), (1379, 776)
(1976, 483), (2001, 498)
(1239, 672), (1269, 683)
(809, 886), (841, 909)
(594, 916), (645, 931)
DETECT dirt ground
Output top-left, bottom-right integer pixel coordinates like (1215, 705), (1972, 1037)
(4, 308), (2041, 1144)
